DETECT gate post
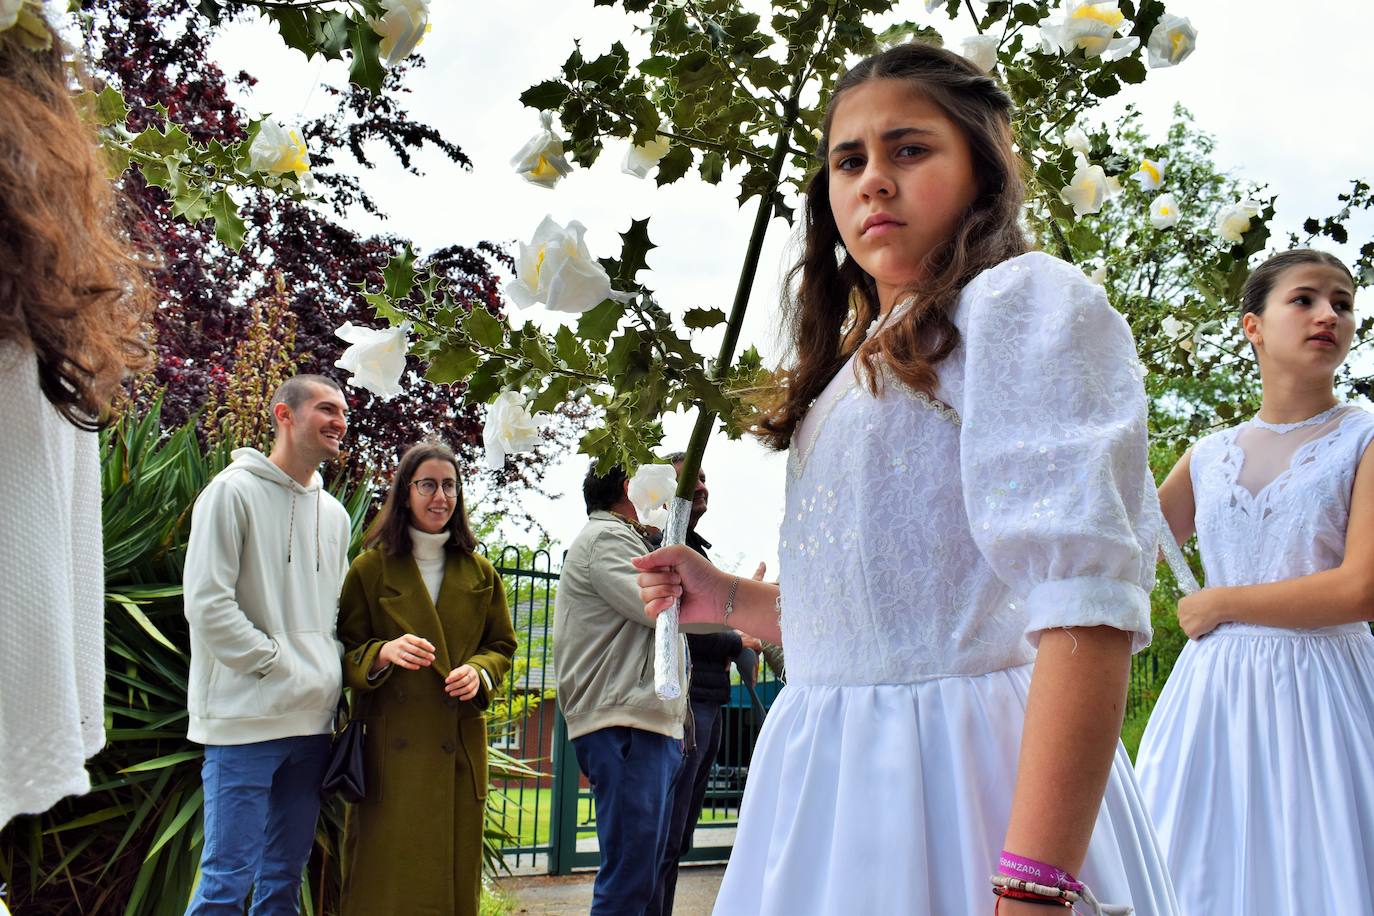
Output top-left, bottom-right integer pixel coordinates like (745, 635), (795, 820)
(548, 708), (581, 876)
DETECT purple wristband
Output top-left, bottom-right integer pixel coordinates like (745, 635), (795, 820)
(998, 851), (1085, 893)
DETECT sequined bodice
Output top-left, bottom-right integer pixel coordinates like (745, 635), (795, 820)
(1191, 406), (1374, 590)
(779, 365), (1031, 684)
(775, 252), (1162, 685)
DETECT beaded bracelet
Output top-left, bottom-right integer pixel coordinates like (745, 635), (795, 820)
(991, 875), (1081, 903)
(994, 886), (1074, 910)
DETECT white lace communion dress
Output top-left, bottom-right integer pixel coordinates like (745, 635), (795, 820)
(712, 253), (1178, 916)
(1135, 403), (1374, 915)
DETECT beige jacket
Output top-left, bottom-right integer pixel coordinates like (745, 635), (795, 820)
(553, 511), (687, 740)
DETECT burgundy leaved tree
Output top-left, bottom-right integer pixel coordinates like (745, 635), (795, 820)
(92, 0), (568, 517)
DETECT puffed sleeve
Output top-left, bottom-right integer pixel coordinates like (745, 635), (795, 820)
(958, 253), (1159, 651)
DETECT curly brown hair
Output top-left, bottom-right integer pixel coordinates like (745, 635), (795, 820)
(0, 16), (155, 429)
(755, 42), (1029, 449)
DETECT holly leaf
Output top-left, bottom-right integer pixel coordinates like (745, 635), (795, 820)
(206, 189), (246, 250)
(317, 12), (350, 60)
(617, 217), (656, 282)
(382, 247), (418, 300)
(267, 8), (314, 58)
(425, 347), (482, 385)
(554, 324), (591, 373)
(578, 299), (625, 343)
(465, 307), (506, 349)
(654, 143), (693, 186)
(683, 307), (726, 331)
(520, 80), (571, 111)
(90, 86), (129, 126)
(347, 19), (385, 95)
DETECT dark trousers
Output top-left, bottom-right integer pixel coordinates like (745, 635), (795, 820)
(647, 700), (725, 916)
(573, 727), (684, 916)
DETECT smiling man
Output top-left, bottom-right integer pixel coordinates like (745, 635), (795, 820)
(183, 374), (353, 914)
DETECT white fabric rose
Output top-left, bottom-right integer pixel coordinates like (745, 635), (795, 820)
(0, 0), (23, 31)
(1062, 127), (1091, 155)
(506, 216), (630, 314)
(1160, 315), (1194, 351)
(334, 321), (410, 400)
(640, 505), (669, 530)
(1132, 158), (1165, 191)
(628, 464), (677, 524)
(1060, 154), (1113, 217)
(511, 111), (573, 190)
(1039, 1), (1140, 61)
(622, 135), (671, 179)
(483, 390), (542, 470)
(1086, 264), (1108, 285)
(1215, 199), (1262, 243)
(249, 119), (311, 176)
(371, 0), (430, 67)
(960, 35), (1000, 72)
(1147, 13), (1197, 68)
(1150, 193), (1181, 230)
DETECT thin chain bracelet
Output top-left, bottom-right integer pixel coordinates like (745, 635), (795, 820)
(723, 576), (740, 626)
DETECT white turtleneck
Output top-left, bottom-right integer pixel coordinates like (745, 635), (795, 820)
(409, 527), (450, 603)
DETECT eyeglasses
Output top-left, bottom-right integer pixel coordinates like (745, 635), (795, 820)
(410, 478), (458, 498)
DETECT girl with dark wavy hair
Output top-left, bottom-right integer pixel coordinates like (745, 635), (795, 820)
(0, 8), (155, 831)
(635, 42), (1177, 914)
(1138, 249), (1374, 914)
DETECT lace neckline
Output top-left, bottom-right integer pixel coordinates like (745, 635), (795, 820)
(864, 296), (914, 339)
(1249, 403), (1345, 434)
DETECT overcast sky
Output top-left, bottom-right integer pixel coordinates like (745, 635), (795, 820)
(212, 1), (1374, 572)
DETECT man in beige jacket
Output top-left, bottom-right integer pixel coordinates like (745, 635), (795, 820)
(553, 462), (688, 916)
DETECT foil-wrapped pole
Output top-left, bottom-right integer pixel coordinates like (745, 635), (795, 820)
(653, 495), (693, 700)
(1160, 531), (1200, 596)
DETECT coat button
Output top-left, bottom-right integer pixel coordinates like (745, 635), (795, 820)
(393, 738), (408, 750)
(441, 742), (455, 754)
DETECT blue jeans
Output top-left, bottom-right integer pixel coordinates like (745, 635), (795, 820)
(647, 700), (725, 916)
(187, 735), (331, 915)
(574, 727), (684, 916)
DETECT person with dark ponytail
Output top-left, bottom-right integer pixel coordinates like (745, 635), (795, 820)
(0, 6), (154, 830)
(635, 42), (1176, 915)
(1138, 249), (1374, 914)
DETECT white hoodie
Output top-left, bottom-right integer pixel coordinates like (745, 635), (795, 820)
(183, 448), (350, 745)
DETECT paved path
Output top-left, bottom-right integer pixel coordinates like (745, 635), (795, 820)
(498, 864), (726, 915)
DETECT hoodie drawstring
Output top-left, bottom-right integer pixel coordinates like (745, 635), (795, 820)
(315, 489), (321, 572)
(287, 491), (296, 564)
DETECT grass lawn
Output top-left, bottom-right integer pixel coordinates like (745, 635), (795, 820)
(489, 786), (740, 848)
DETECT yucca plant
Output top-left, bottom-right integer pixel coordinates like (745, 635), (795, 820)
(1, 398), (537, 914)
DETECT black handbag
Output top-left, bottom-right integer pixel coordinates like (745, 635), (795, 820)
(321, 696), (367, 802)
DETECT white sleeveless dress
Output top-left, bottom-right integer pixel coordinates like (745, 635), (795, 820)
(1135, 404), (1374, 915)
(712, 253), (1178, 916)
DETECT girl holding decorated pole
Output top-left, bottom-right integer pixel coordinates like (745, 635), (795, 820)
(635, 42), (1176, 916)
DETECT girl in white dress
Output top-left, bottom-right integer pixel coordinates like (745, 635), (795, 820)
(1136, 249), (1374, 914)
(634, 43), (1177, 915)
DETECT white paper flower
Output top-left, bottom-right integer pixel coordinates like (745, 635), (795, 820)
(1150, 192), (1181, 230)
(1062, 127), (1091, 155)
(622, 135), (671, 179)
(371, 0), (430, 67)
(1160, 315), (1194, 351)
(1039, 1), (1140, 61)
(1060, 154), (1113, 217)
(628, 464), (677, 524)
(249, 119), (311, 177)
(483, 390), (542, 470)
(1086, 264), (1107, 285)
(960, 35), (1000, 72)
(334, 321), (410, 400)
(511, 111), (573, 189)
(506, 216), (630, 314)
(1132, 158), (1165, 191)
(640, 505), (669, 530)
(1215, 199), (1262, 243)
(1147, 13), (1197, 68)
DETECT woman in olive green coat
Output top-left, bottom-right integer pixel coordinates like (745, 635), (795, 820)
(337, 443), (517, 916)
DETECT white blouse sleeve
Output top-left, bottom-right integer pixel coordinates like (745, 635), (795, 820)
(957, 253), (1158, 651)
